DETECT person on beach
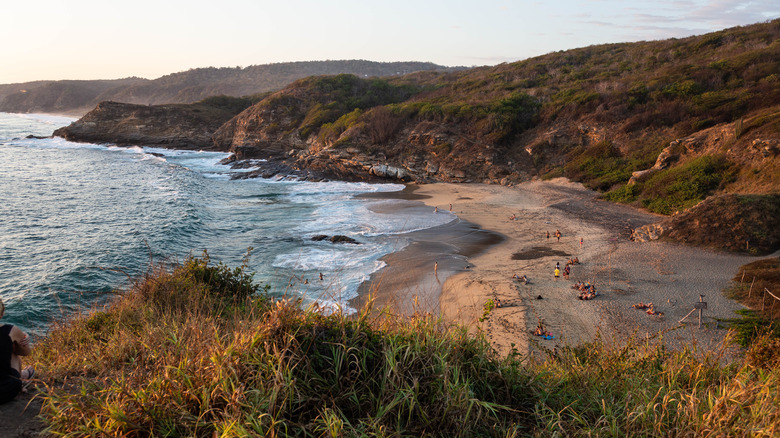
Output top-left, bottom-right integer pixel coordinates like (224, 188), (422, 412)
(434, 262), (438, 275)
(546, 231), (550, 240)
(563, 265), (571, 279)
(512, 274), (529, 284)
(554, 267), (560, 279)
(449, 203), (452, 211)
(0, 298), (34, 404)
(580, 237), (583, 248)
(555, 229), (561, 241)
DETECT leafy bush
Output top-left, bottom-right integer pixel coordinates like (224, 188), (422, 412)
(564, 141), (633, 191)
(606, 155), (736, 214)
(638, 155), (735, 214)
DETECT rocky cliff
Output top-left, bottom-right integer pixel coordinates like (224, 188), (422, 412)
(53, 99), (251, 149)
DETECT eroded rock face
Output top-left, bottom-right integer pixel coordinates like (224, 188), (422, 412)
(53, 101), (238, 150)
(631, 194), (780, 254)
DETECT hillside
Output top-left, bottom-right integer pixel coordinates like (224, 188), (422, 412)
(0, 60), (457, 116)
(54, 20), (780, 253)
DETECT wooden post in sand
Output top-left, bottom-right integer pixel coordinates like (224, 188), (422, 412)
(679, 295), (707, 328)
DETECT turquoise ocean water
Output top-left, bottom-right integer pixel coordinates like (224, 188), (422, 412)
(0, 113), (455, 335)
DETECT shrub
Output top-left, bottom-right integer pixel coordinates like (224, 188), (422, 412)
(638, 155), (735, 214)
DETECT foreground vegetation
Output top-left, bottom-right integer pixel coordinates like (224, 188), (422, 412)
(725, 257), (780, 348)
(29, 256), (780, 437)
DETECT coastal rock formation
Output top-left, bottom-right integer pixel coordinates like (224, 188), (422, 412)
(632, 194), (780, 255)
(311, 235), (360, 244)
(53, 101), (244, 149)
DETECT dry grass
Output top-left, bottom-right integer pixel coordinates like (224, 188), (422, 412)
(27, 255), (780, 437)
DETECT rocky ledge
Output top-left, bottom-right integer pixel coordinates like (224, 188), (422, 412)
(53, 101), (240, 150)
(631, 193), (780, 255)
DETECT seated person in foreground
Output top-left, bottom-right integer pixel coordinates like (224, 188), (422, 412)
(0, 298), (35, 404)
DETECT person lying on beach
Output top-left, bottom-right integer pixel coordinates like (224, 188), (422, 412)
(509, 213), (517, 220)
(631, 302), (651, 309)
(571, 281), (595, 292)
(1, 298), (34, 404)
(512, 274), (529, 284)
(645, 304), (664, 316)
(566, 257), (580, 266)
(578, 290), (599, 300)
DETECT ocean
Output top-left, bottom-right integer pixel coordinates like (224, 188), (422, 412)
(0, 112), (455, 335)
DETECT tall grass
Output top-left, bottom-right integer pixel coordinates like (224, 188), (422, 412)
(29, 256), (780, 437)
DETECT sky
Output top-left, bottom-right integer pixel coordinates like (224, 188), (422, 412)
(1, 0), (777, 84)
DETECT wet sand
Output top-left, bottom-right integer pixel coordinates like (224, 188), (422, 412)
(352, 189), (502, 315)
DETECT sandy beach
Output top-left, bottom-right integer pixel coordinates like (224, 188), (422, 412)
(361, 179), (763, 358)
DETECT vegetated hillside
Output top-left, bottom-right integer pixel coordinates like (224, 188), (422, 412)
(210, 19), (778, 252)
(0, 78), (148, 115)
(0, 60), (457, 116)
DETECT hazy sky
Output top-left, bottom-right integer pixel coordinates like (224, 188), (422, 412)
(1, 0), (777, 84)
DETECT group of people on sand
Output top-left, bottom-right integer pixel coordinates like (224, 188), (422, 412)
(1, 298), (35, 404)
(572, 281), (599, 300)
(554, 258), (579, 279)
(631, 302), (664, 316)
(545, 229), (563, 242)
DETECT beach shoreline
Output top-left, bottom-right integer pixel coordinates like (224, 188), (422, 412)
(352, 186), (503, 315)
(358, 179), (762, 358)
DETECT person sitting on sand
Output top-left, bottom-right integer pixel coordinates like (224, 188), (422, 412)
(509, 213), (516, 220)
(495, 298), (503, 308)
(534, 321), (551, 337)
(0, 298), (34, 404)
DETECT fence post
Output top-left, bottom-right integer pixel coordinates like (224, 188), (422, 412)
(749, 276), (755, 298)
(762, 289), (766, 312)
